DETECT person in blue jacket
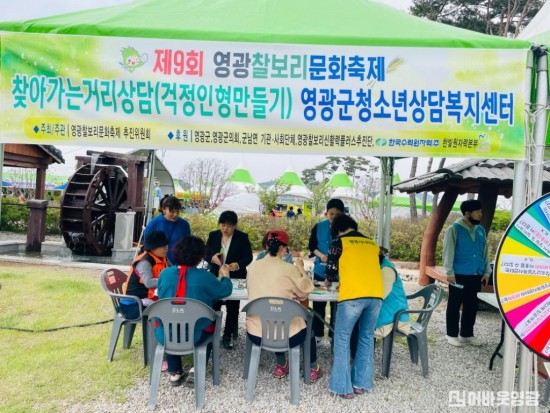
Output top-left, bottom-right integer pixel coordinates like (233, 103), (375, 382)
(155, 235), (232, 386)
(144, 195), (191, 264)
(308, 198), (345, 344)
(443, 199), (491, 348)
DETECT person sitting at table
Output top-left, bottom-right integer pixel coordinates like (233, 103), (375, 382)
(256, 230), (293, 264)
(206, 210), (253, 350)
(120, 231), (170, 320)
(246, 230), (322, 382)
(156, 235), (233, 386)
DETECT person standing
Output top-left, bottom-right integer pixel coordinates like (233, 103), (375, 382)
(206, 210), (253, 350)
(286, 206), (296, 219)
(443, 199), (491, 347)
(308, 198), (345, 344)
(144, 195), (191, 264)
(325, 214), (383, 399)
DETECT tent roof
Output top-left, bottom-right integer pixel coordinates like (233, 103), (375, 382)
(393, 158), (550, 197)
(279, 167), (306, 187)
(228, 163), (256, 185)
(327, 166), (354, 189)
(518, 0), (550, 44)
(0, 0), (530, 49)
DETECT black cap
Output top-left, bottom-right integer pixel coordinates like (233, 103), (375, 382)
(144, 231), (169, 250)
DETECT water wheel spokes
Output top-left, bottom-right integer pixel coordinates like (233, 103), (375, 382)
(60, 164), (128, 256)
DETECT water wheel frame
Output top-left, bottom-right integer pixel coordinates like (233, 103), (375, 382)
(60, 164), (129, 256)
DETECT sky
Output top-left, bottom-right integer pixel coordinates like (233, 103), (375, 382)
(0, 0), (443, 185)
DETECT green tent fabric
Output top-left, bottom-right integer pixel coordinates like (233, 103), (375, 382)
(327, 166), (354, 188)
(517, 1), (550, 155)
(228, 162), (256, 185)
(277, 167), (310, 198)
(279, 167), (306, 187)
(0, 0), (530, 49)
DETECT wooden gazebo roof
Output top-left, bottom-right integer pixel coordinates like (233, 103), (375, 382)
(394, 159), (550, 198)
(2, 144), (65, 199)
(392, 158), (549, 286)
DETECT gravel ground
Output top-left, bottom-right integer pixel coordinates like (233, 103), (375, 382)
(66, 283), (548, 413)
(0, 231), (547, 412)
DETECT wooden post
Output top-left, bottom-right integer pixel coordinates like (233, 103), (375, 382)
(35, 167), (46, 200)
(477, 181), (498, 236)
(419, 188), (458, 285)
(26, 199), (48, 252)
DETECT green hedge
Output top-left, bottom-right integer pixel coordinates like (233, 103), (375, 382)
(0, 203), (506, 262)
(0, 197), (61, 235)
(186, 213), (506, 264)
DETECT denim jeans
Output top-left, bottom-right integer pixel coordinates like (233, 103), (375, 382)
(328, 298), (382, 395)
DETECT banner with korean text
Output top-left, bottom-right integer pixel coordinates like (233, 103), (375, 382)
(0, 32), (528, 158)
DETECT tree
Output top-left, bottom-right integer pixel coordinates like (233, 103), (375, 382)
(354, 166), (380, 220)
(410, 0), (543, 37)
(251, 179), (291, 215)
(309, 179), (332, 216)
(177, 158), (235, 213)
(301, 156), (379, 219)
(301, 156), (373, 187)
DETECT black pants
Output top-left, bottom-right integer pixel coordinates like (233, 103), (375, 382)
(213, 299), (240, 339)
(446, 274), (482, 337)
(166, 331), (212, 373)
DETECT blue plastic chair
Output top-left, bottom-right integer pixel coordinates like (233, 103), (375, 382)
(242, 297), (313, 405)
(381, 283), (443, 378)
(100, 268), (148, 365)
(144, 298), (222, 410)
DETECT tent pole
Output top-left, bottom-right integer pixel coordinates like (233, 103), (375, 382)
(0, 144), (4, 222)
(517, 47), (548, 413)
(500, 48), (533, 413)
(377, 157), (386, 246)
(383, 158), (394, 252)
(145, 150), (156, 226)
(530, 47), (548, 201)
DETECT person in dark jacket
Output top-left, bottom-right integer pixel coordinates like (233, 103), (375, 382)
(206, 210), (253, 350)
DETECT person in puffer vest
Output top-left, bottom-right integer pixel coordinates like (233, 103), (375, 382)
(443, 199), (491, 348)
(120, 231), (169, 319)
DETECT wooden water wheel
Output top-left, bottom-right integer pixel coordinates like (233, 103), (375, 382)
(60, 164), (128, 255)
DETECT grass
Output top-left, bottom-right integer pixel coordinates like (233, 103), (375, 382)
(0, 262), (148, 412)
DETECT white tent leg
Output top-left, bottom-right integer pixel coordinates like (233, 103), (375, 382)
(377, 157), (386, 246)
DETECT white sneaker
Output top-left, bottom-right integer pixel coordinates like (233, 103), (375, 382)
(169, 372), (184, 386)
(459, 336), (483, 347)
(185, 367), (195, 387)
(446, 335), (463, 347)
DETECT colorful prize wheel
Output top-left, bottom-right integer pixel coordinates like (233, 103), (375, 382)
(494, 193), (550, 360)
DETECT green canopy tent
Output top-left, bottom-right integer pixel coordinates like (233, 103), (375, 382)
(0, 0), (533, 247)
(0, 0), (542, 405)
